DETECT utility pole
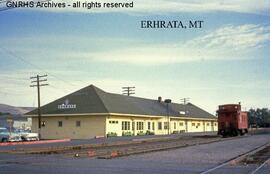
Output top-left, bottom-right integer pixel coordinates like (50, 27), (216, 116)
(122, 86), (135, 96)
(180, 97), (190, 116)
(164, 99), (172, 135)
(180, 98), (190, 132)
(30, 75), (48, 140)
(180, 97), (190, 105)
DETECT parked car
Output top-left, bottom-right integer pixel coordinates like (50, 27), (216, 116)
(15, 129), (39, 141)
(0, 127), (22, 142)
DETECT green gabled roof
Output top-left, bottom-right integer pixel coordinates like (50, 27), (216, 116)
(27, 85), (109, 115)
(26, 85), (216, 120)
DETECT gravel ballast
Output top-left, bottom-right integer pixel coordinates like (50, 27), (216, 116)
(1, 133), (269, 174)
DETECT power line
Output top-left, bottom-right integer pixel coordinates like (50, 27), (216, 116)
(0, 75), (29, 81)
(180, 98), (190, 105)
(0, 75), (70, 94)
(122, 86), (135, 96)
(180, 97), (190, 115)
(0, 46), (77, 87)
(0, 90), (27, 96)
(0, 47), (83, 102)
(0, 80), (28, 86)
(48, 83), (71, 93)
(30, 74), (49, 140)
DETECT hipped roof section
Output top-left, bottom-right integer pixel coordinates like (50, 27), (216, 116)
(26, 85), (216, 119)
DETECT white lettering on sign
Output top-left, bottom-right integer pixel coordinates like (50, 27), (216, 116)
(58, 99), (76, 109)
(179, 111), (186, 115)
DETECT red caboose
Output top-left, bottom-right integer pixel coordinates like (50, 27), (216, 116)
(217, 104), (248, 137)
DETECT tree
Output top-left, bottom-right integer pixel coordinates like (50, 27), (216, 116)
(248, 108), (270, 127)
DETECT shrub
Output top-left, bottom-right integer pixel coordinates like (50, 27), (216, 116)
(137, 131), (145, 136)
(146, 130), (155, 135)
(172, 131), (179, 134)
(107, 132), (117, 137)
(122, 131), (133, 136)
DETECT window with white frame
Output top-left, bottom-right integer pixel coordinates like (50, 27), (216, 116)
(136, 122), (144, 130)
(58, 121), (63, 127)
(148, 122), (151, 130)
(109, 120), (118, 124)
(158, 122), (162, 130)
(164, 122), (168, 129)
(76, 121), (81, 127)
(122, 121), (130, 130)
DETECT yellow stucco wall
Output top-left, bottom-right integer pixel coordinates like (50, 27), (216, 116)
(31, 115), (217, 139)
(32, 116), (106, 139)
(106, 116), (163, 136)
(169, 119), (216, 133)
(106, 115), (218, 136)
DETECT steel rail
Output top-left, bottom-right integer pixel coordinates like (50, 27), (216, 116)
(199, 143), (270, 174)
(250, 157), (270, 174)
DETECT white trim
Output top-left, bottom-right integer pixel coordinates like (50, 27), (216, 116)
(108, 113), (163, 118)
(170, 116), (217, 121)
(25, 113), (108, 117)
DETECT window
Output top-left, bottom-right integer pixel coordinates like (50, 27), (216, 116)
(41, 121), (46, 127)
(174, 122), (176, 129)
(122, 121), (130, 130)
(179, 122), (184, 126)
(207, 123), (210, 126)
(76, 121), (81, 127)
(136, 122), (144, 130)
(152, 122), (155, 130)
(164, 122), (168, 129)
(214, 123), (217, 126)
(197, 123), (200, 126)
(132, 122), (135, 130)
(192, 123), (195, 126)
(158, 122), (162, 130)
(109, 120), (118, 124)
(58, 121), (63, 127)
(148, 122), (151, 130)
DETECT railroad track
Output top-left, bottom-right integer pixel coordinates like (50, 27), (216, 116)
(4, 135), (226, 158)
(200, 143), (270, 174)
(2, 134), (255, 159)
(56, 135), (237, 159)
(250, 157), (270, 174)
(1, 130), (268, 160)
(62, 135), (227, 158)
(0, 133), (269, 173)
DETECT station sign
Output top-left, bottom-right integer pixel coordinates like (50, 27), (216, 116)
(58, 99), (76, 109)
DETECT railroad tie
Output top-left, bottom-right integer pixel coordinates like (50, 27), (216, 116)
(87, 150), (96, 157)
(110, 151), (119, 158)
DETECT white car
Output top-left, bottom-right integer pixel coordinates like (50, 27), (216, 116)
(15, 129), (39, 141)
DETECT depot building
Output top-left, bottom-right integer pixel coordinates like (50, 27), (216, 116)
(25, 85), (218, 139)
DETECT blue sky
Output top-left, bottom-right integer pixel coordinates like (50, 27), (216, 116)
(0, 0), (270, 114)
